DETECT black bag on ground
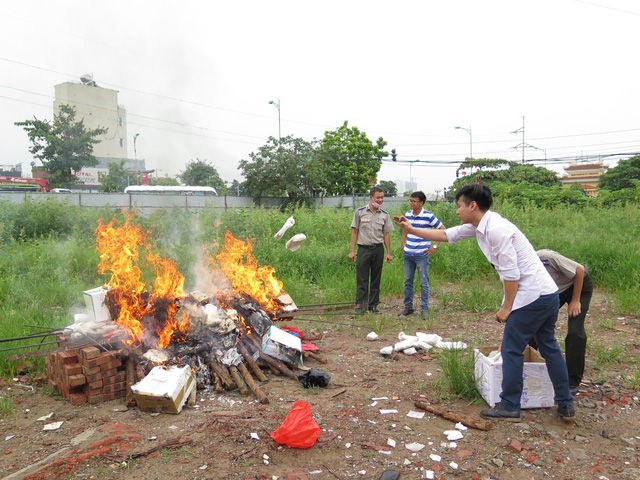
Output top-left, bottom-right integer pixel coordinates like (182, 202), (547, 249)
(297, 368), (331, 388)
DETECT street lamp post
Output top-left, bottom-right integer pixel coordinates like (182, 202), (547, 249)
(133, 133), (140, 160)
(455, 126), (472, 160)
(268, 99), (281, 140)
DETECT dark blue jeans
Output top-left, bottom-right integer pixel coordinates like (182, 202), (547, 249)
(500, 292), (573, 412)
(403, 254), (430, 311)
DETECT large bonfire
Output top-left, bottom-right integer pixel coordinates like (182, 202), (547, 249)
(94, 216), (283, 350)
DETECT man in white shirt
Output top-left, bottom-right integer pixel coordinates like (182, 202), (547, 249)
(394, 184), (574, 422)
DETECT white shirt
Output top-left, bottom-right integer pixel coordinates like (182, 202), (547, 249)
(445, 211), (558, 310)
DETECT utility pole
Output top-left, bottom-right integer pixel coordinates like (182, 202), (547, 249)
(511, 116), (539, 164)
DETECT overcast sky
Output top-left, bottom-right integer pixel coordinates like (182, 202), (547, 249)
(2, 0), (639, 193)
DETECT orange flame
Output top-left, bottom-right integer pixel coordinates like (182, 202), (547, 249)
(214, 231), (283, 311)
(95, 216), (185, 348)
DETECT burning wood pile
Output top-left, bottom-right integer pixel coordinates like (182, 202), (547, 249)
(44, 216), (329, 410)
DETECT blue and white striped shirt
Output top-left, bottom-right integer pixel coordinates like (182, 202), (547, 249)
(403, 208), (443, 255)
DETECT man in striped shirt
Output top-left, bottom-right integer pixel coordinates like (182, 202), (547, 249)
(400, 191), (446, 319)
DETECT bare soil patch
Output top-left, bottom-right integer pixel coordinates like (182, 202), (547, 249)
(1, 287), (639, 480)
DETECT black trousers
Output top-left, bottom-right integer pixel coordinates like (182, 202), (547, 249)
(530, 272), (593, 388)
(355, 244), (384, 310)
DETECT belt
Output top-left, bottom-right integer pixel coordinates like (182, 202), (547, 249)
(357, 244), (382, 249)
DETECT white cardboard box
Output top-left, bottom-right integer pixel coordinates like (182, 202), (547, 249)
(83, 286), (112, 323)
(131, 365), (196, 414)
(262, 325), (302, 366)
(474, 346), (555, 409)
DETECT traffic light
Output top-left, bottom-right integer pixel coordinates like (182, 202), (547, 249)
(391, 149), (397, 161)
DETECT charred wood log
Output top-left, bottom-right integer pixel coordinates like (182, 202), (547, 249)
(211, 371), (224, 394)
(414, 400), (492, 431)
(238, 362), (269, 404)
(204, 353), (235, 390)
(245, 333), (298, 381)
(302, 350), (327, 364)
(135, 364), (146, 382)
(237, 340), (267, 382)
(125, 358), (137, 407)
(229, 365), (249, 395)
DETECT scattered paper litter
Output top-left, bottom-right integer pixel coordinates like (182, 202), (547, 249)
(366, 332), (379, 341)
(406, 410), (425, 419)
(380, 409), (398, 415)
(43, 422), (63, 431)
(424, 471), (435, 480)
(5, 435), (15, 441)
(405, 442), (425, 452)
(455, 422), (468, 431)
(37, 413), (54, 422)
(403, 347), (418, 355)
(449, 461), (459, 470)
(371, 397), (389, 401)
(370, 401), (378, 407)
(251, 432), (260, 440)
(429, 453), (442, 462)
(444, 430), (464, 441)
(387, 438), (396, 448)
(274, 216), (295, 240)
(379, 450), (391, 455)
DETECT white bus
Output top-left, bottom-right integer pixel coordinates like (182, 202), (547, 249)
(124, 185), (217, 196)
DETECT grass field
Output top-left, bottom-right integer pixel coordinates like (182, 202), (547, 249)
(0, 198), (638, 371)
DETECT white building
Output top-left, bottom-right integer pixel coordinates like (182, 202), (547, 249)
(53, 77), (146, 188)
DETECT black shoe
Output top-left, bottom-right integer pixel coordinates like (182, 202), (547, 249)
(480, 403), (521, 422)
(369, 306), (381, 313)
(398, 307), (414, 316)
(557, 404), (575, 421)
(569, 385), (579, 396)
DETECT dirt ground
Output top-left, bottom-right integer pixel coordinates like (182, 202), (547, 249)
(1, 287), (639, 480)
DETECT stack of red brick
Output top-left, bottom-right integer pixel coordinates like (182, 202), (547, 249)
(45, 346), (126, 405)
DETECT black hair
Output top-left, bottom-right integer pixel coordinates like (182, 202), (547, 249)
(369, 186), (384, 197)
(410, 191), (426, 203)
(455, 184), (493, 211)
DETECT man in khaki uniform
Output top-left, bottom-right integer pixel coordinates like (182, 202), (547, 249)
(348, 186), (394, 313)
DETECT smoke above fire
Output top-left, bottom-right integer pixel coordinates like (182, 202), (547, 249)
(94, 215), (283, 348)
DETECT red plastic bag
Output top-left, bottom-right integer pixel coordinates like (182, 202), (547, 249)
(270, 401), (321, 449)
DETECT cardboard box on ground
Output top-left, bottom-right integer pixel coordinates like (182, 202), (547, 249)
(131, 365), (196, 414)
(474, 346), (555, 409)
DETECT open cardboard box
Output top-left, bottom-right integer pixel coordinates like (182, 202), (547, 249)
(474, 346), (555, 409)
(262, 325), (302, 366)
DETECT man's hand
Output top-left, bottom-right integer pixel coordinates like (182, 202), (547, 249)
(393, 216), (409, 230)
(496, 306), (511, 324)
(348, 251), (356, 262)
(386, 253), (393, 263)
(567, 299), (582, 318)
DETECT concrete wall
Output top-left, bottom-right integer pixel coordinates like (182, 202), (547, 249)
(0, 192), (414, 214)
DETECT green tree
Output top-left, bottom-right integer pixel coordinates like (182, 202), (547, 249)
(15, 104), (107, 188)
(179, 158), (226, 192)
(448, 160), (559, 199)
(598, 155), (640, 191)
(98, 159), (132, 192)
(378, 180), (398, 197)
(318, 121), (387, 195)
(154, 176), (180, 186)
(239, 135), (323, 201)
